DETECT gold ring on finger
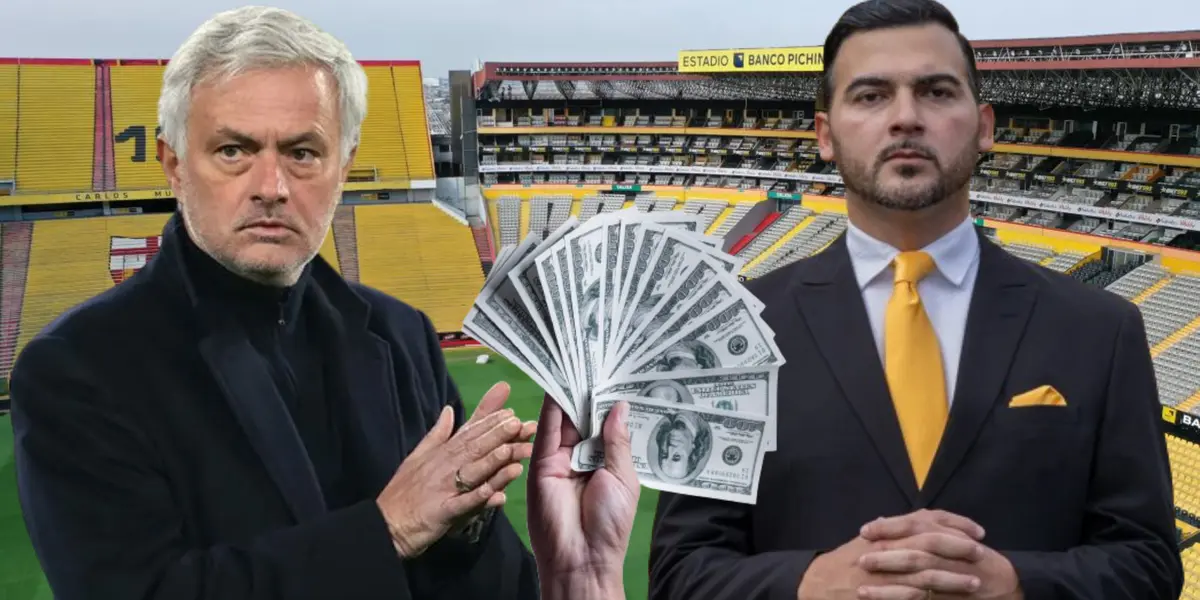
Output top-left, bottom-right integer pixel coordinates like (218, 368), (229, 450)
(454, 468), (473, 493)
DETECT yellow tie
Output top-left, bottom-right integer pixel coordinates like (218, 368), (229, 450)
(885, 251), (948, 489)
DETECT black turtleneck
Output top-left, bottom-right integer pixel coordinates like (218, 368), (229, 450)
(180, 229), (357, 511)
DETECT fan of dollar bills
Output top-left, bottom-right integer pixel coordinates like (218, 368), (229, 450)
(463, 207), (785, 505)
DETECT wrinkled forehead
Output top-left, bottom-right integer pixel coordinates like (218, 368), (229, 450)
(187, 65), (340, 139)
(829, 23), (971, 95)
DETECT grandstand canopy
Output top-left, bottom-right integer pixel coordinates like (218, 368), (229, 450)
(474, 29), (1200, 110)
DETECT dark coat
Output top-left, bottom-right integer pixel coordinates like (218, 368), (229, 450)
(649, 231), (1183, 600)
(10, 213), (539, 600)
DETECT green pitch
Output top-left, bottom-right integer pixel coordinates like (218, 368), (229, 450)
(0, 348), (656, 600)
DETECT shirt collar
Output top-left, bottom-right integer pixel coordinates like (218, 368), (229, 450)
(845, 215), (979, 290)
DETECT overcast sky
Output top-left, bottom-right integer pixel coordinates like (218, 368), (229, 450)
(0, 0), (1194, 78)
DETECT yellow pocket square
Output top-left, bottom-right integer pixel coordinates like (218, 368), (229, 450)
(1008, 385), (1068, 408)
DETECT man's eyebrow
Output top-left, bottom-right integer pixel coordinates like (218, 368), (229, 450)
(213, 127), (259, 148)
(842, 72), (964, 96)
(212, 128), (325, 149)
(913, 72), (964, 88)
(844, 75), (892, 95)
(279, 132), (324, 148)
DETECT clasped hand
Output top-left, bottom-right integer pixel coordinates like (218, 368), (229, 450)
(376, 382), (536, 558)
(799, 509), (1021, 600)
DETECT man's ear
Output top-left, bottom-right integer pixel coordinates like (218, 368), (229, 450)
(977, 103), (996, 153)
(340, 146), (359, 182)
(158, 136), (183, 200)
(815, 111), (835, 163)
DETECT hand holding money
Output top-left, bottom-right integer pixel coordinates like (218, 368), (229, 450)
(527, 397), (638, 600)
(465, 206), (785, 504)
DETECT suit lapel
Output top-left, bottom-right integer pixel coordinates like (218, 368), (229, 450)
(793, 236), (920, 506)
(199, 329), (327, 522)
(920, 233), (1038, 503)
(309, 264), (404, 494)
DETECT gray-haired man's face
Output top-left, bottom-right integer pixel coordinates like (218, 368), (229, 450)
(160, 64), (351, 286)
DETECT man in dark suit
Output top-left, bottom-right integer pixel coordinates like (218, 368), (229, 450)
(10, 7), (541, 600)
(649, 1), (1182, 599)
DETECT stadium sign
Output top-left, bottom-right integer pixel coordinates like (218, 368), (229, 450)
(1162, 406), (1200, 444)
(976, 168), (1199, 200)
(678, 46), (824, 73)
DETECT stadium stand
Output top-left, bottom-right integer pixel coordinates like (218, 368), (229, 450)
(0, 64), (15, 188)
(357, 66), (414, 183)
(14, 61), (95, 193)
(14, 214), (169, 362)
(109, 63), (168, 190)
(355, 203), (483, 334)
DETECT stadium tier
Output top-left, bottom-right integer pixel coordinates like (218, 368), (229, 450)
(0, 58), (435, 200)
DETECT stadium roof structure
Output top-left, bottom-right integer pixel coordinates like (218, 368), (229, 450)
(474, 30), (1200, 110)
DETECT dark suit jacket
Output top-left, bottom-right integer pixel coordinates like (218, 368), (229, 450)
(649, 231), (1182, 600)
(9, 214), (538, 600)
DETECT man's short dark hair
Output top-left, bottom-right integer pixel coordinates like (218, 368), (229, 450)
(818, 0), (982, 110)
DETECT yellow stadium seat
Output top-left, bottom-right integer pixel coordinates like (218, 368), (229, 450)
(110, 64), (168, 190)
(355, 65), (410, 182)
(391, 64), (435, 181)
(0, 63), (16, 183)
(16, 63), (95, 193)
(355, 203), (483, 333)
(15, 214), (171, 360)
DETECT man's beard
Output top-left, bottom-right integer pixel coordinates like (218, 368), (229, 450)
(834, 136), (978, 212)
(176, 180), (342, 286)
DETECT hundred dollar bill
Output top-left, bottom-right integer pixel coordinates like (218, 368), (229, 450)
(613, 258), (735, 360)
(598, 219), (622, 371)
(463, 306), (579, 428)
(488, 234), (538, 286)
(573, 395), (770, 504)
(508, 219), (579, 378)
(478, 272), (576, 416)
(535, 243), (583, 404)
(565, 215), (613, 437)
(486, 245), (515, 285)
(596, 365), (778, 451)
(610, 226), (666, 362)
(607, 271), (743, 381)
(607, 214), (702, 353)
(621, 296), (785, 377)
(613, 228), (746, 356)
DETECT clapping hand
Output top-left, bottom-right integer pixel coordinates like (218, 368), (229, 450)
(528, 397), (639, 600)
(375, 382), (536, 558)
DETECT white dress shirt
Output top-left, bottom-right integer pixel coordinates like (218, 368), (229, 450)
(844, 216), (981, 405)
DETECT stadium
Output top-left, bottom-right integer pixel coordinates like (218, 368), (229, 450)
(2, 26), (1200, 600)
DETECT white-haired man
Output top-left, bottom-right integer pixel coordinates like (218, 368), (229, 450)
(8, 7), (638, 600)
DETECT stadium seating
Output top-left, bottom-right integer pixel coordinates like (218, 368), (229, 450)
(1181, 544), (1200, 599)
(497, 195), (520, 249)
(355, 203), (482, 334)
(742, 212), (848, 279)
(0, 64), (16, 186)
(14, 214), (170, 361)
(356, 66), (412, 182)
(681, 199), (729, 232)
(735, 206), (812, 261)
(709, 203), (755, 238)
(391, 65), (435, 181)
(15, 64), (94, 193)
(526, 195), (573, 242)
(109, 64), (168, 190)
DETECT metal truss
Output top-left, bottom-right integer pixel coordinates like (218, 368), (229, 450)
(974, 40), (1198, 63)
(981, 68), (1200, 110)
(479, 67), (1200, 110)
